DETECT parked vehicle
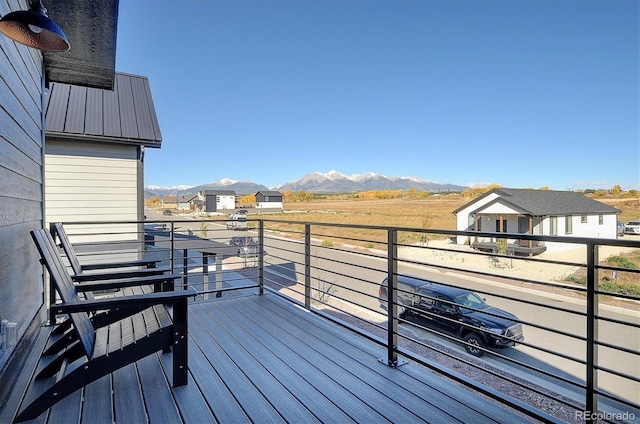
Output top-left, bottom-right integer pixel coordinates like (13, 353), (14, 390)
(617, 221), (626, 237)
(229, 235), (259, 256)
(624, 220), (640, 235)
(162, 209), (172, 216)
(227, 212), (248, 230)
(378, 275), (524, 357)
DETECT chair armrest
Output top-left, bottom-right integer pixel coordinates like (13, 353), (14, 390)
(52, 287), (197, 315)
(74, 273), (181, 292)
(80, 258), (163, 270)
(72, 267), (169, 282)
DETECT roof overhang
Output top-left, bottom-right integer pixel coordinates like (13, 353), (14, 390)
(469, 197), (534, 217)
(43, 0), (119, 90)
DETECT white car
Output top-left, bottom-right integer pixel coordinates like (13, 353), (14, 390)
(624, 220), (640, 235)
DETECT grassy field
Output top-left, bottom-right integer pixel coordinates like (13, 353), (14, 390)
(256, 195), (640, 296)
(255, 195), (639, 248)
(258, 194), (639, 231)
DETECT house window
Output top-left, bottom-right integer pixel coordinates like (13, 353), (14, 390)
(599, 214), (603, 225)
(550, 216), (558, 235)
(495, 219), (507, 232)
(265, 196), (270, 202)
(581, 215), (587, 223)
(565, 216), (572, 234)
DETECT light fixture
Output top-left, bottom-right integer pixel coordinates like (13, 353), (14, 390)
(0, 0), (69, 52)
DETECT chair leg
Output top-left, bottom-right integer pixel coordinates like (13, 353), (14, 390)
(172, 298), (188, 387)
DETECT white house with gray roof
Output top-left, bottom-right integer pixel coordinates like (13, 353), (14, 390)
(453, 188), (621, 253)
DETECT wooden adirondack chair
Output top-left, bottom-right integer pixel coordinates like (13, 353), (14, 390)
(50, 222), (168, 282)
(15, 229), (196, 422)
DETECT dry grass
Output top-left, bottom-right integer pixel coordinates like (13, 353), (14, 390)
(257, 195), (639, 249)
(258, 195), (466, 249)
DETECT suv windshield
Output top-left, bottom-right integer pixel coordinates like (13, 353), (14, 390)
(454, 292), (488, 314)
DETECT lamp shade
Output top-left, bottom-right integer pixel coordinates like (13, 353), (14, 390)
(0, 1), (69, 52)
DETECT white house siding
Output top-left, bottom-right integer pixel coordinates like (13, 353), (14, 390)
(218, 195), (235, 211)
(0, 13), (46, 368)
(44, 140), (140, 243)
(540, 213), (618, 252)
(256, 201), (283, 210)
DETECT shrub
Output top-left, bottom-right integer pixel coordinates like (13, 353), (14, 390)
(496, 238), (508, 255)
(606, 255), (637, 269)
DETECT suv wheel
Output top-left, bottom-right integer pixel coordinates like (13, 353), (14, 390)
(463, 333), (486, 357)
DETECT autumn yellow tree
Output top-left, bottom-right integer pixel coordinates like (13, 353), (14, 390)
(281, 189), (294, 202)
(238, 194), (255, 207)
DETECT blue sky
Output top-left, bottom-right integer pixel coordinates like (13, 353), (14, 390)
(116, 0), (639, 191)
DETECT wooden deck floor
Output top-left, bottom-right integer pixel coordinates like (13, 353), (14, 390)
(6, 292), (533, 423)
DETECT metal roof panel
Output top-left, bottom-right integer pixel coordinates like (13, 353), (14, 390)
(46, 73), (162, 147)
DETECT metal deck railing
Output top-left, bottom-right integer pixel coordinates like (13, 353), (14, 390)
(57, 218), (640, 424)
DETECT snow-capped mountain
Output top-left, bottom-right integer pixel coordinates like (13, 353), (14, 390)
(145, 184), (194, 192)
(144, 170), (467, 197)
(274, 171), (465, 193)
(144, 179), (269, 197)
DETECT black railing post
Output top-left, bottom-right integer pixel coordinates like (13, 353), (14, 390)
(585, 241), (599, 422)
(386, 229), (399, 367)
(258, 220), (264, 295)
(304, 224), (311, 309)
(170, 221), (175, 275)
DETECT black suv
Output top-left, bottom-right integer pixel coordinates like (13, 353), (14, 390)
(378, 275), (524, 357)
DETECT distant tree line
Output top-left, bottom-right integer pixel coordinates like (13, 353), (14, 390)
(145, 185), (637, 207)
(280, 184), (638, 203)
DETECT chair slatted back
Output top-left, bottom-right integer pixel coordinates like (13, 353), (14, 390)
(51, 223), (83, 276)
(31, 229), (95, 358)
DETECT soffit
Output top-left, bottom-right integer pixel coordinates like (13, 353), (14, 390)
(43, 0), (119, 90)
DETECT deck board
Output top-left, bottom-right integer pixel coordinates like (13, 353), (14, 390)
(137, 355), (182, 423)
(239, 295), (511, 424)
(230, 295), (460, 423)
(9, 291), (533, 423)
(189, 304), (289, 422)
(80, 375), (113, 424)
(203, 300), (359, 423)
(246, 295), (531, 423)
(113, 363), (147, 422)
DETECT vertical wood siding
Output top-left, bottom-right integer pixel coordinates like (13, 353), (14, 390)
(0, 1), (45, 368)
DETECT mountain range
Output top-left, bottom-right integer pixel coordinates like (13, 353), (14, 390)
(144, 170), (469, 198)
